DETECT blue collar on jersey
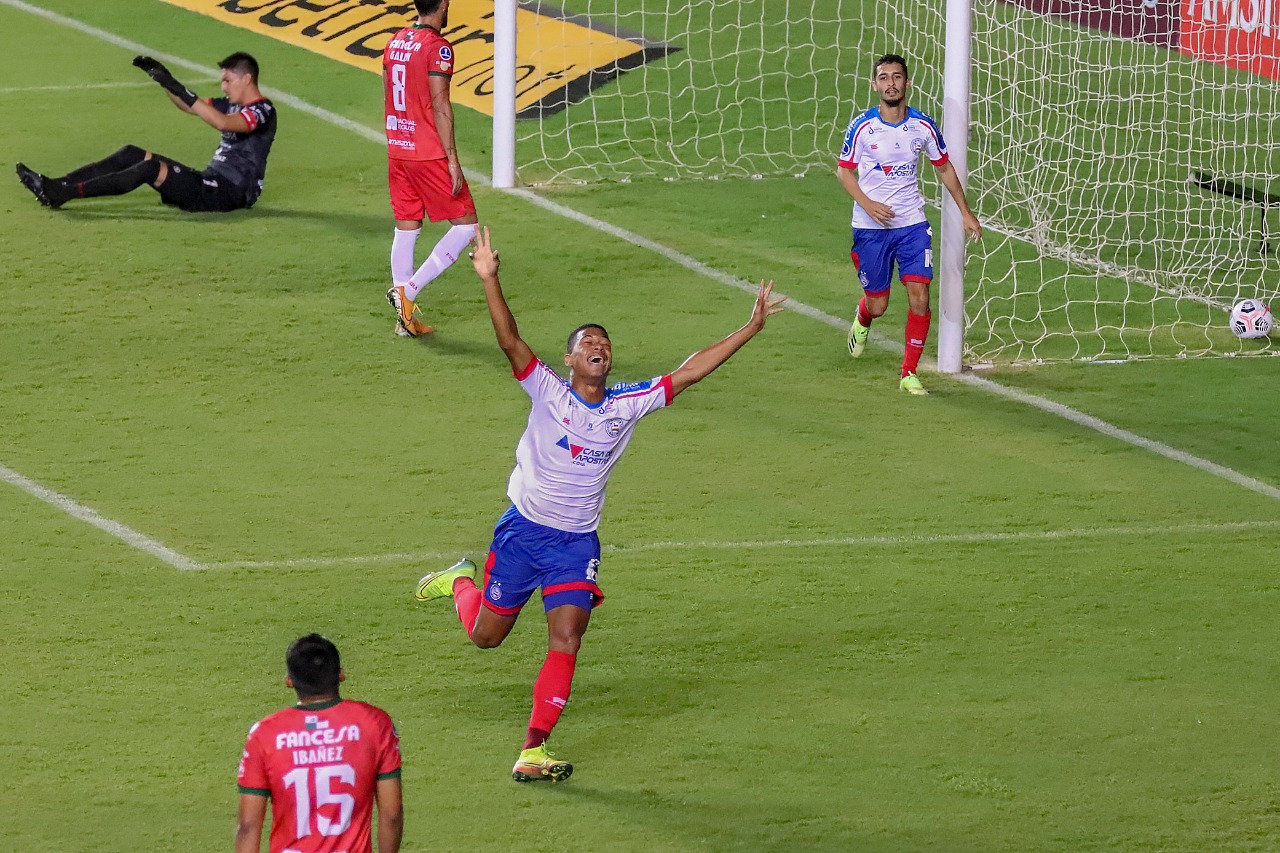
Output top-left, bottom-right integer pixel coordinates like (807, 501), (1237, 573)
(873, 105), (927, 129)
(570, 387), (607, 409)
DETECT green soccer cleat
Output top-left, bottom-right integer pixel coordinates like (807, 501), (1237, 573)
(512, 744), (573, 783)
(415, 558), (476, 602)
(847, 317), (870, 358)
(899, 372), (929, 396)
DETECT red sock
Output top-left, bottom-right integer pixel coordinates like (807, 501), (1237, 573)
(902, 310), (931, 377)
(453, 577), (481, 639)
(857, 297), (874, 328)
(525, 650), (577, 748)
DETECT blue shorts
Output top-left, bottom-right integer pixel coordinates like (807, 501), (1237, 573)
(851, 221), (933, 295)
(481, 505), (605, 616)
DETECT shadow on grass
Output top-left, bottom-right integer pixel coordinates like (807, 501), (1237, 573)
(54, 202), (387, 235)
(538, 782), (876, 852)
(392, 329), (499, 362)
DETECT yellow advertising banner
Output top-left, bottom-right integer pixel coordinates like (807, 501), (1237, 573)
(159, 0), (676, 117)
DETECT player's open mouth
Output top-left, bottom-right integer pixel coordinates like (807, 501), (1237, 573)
(589, 356), (605, 364)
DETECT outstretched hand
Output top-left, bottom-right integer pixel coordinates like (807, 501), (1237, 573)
(132, 55), (197, 107)
(469, 225), (498, 280)
(132, 55), (170, 80)
(749, 279), (787, 330)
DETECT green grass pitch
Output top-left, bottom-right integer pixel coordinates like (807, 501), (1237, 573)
(1, 0), (1279, 850)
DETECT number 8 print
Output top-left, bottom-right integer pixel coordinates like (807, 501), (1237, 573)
(391, 64), (407, 113)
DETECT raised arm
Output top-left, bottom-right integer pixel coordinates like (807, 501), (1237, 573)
(669, 280), (786, 398)
(189, 98), (252, 133)
(471, 226), (536, 373)
(132, 56), (253, 132)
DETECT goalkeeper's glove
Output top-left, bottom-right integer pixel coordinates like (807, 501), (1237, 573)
(132, 55), (197, 107)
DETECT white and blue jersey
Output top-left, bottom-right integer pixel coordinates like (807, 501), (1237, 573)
(507, 356), (673, 534)
(837, 106), (948, 230)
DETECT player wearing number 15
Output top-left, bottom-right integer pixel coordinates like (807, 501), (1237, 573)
(382, 0), (479, 337)
(235, 635), (403, 853)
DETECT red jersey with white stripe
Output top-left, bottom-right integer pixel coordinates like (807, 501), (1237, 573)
(237, 699), (401, 853)
(837, 106), (948, 230)
(383, 24), (455, 161)
(508, 357), (673, 533)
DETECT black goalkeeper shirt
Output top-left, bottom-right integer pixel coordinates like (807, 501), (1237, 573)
(205, 97), (276, 204)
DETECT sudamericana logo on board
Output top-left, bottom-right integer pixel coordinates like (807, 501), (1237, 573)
(1003, 0), (1280, 80)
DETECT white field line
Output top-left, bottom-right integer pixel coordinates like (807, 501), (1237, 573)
(201, 519), (1280, 571)
(0, 462), (203, 570)
(1, 0), (1276, 572)
(959, 375), (1280, 500)
(0, 78), (219, 95)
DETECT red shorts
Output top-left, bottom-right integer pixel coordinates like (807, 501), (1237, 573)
(387, 157), (476, 222)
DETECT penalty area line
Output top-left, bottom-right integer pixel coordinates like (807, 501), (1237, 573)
(199, 519), (1280, 571)
(0, 462), (204, 571)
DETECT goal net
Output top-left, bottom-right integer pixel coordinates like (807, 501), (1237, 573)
(512, 0), (852, 182)
(513, 0), (1280, 363)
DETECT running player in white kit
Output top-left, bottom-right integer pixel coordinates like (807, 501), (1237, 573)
(414, 226), (786, 782)
(837, 52), (981, 395)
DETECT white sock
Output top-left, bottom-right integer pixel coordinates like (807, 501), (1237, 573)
(406, 224), (477, 299)
(391, 227), (420, 287)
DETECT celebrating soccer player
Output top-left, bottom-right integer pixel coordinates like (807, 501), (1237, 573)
(16, 53), (275, 213)
(837, 53), (981, 395)
(413, 226), (786, 782)
(382, 0), (479, 337)
(234, 635), (403, 853)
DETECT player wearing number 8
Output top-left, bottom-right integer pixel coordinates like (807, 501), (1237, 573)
(235, 635), (403, 853)
(382, 0), (479, 337)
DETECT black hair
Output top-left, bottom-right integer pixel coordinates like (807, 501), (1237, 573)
(414, 0), (446, 16)
(873, 53), (910, 80)
(286, 634), (341, 697)
(219, 52), (259, 84)
(566, 323), (610, 354)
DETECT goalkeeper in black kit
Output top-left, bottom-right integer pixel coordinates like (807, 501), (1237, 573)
(15, 53), (276, 213)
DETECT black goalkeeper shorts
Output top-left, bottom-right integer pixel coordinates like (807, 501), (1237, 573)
(154, 157), (253, 213)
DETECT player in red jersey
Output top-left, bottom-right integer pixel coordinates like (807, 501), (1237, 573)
(235, 635), (403, 853)
(383, 0), (479, 337)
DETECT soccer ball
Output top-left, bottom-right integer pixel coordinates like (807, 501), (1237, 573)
(1229, 298), (1273, 339)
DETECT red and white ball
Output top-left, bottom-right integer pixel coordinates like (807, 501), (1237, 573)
(1229, 298), (1273, 339)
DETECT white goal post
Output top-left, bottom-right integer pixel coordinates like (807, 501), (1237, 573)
(939, 0), (975, 374)
(492, 0), (518, 190)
